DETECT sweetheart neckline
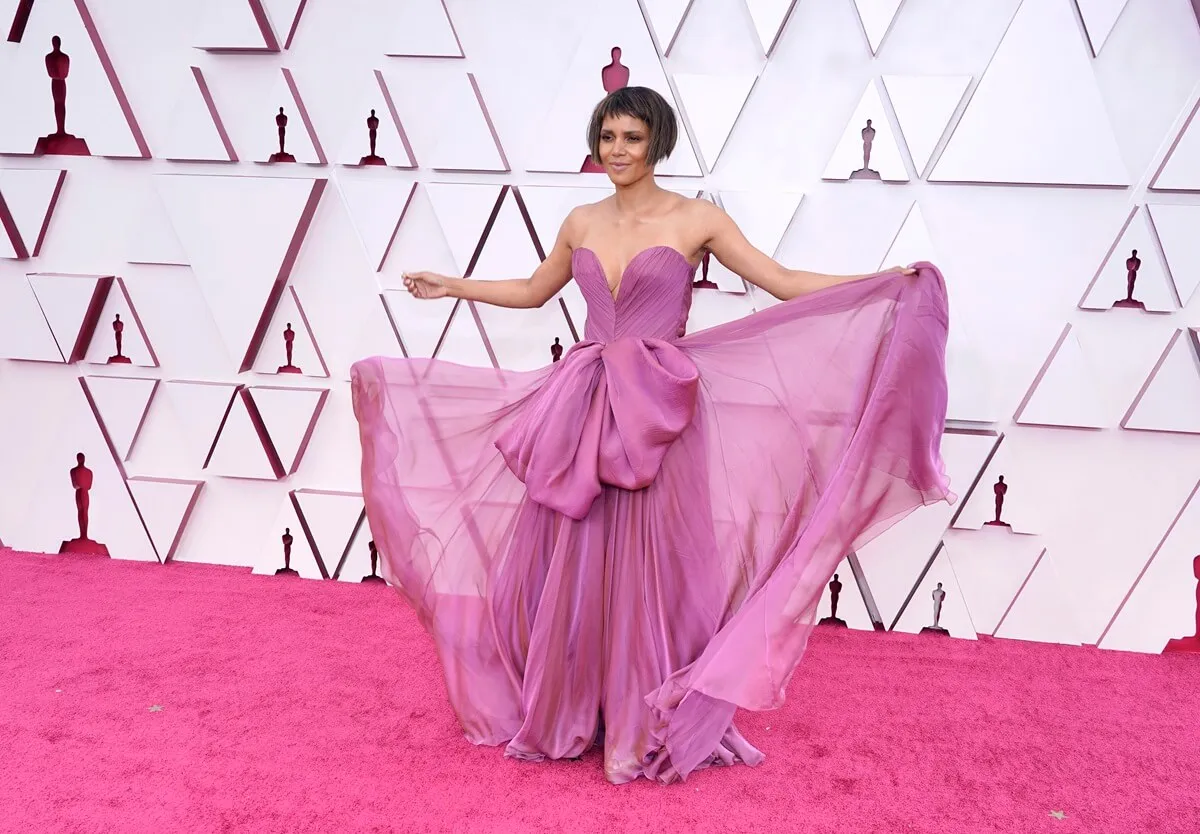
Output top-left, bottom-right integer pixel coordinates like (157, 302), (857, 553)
(574, 245), (693, 303)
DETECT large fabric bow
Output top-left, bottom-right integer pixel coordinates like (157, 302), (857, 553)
(495, 338), (700, 520)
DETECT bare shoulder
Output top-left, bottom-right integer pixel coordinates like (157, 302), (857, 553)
(679, 196), (730, 237)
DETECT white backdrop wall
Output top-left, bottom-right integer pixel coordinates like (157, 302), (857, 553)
(1, 0), (1199, 655)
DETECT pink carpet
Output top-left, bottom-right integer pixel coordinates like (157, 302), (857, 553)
(1, 548), (1197, 834)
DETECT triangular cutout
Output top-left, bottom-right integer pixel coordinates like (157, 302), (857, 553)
(424, 183), (505, 275)
(381, 291), (457, 360)
(126, 477), (203, 562)
(246, 385), (328, 475)
(743, 0), (799, 55)
(0, 277), (63, 361)
(813, 557), (877, 632)
(291, 489), (366, 580)
(892, 543), (977, 639)
(124, 178), (190, 267)
(161, 66), (237, 163)
(993, 548), (1084, 645)
(258, 68), (325, 164)
(822, 80), (908, 182)
(852, 0), (905, 54)
(161, 380), (240, 469)
(930, 0), (1128, 185)
(882, 75), (970, 177)
(83, 277), (159, 367)
(253, 498), (326, 579)
(156, 173), (326, 372)
(1122, 329), (1200, 435)
(673, 73), (758, 173)
(1078, 207), (1176, 312)
(942, 529), (1047, 635)
(642, 0), (695, 54)
(384, 0), (464, 58)
(433, 300), (494, 368)
(339, 178), (416, 272)
(249, 286), (329, 377)
(333, 71), (416, 169)
(193, 0), (274, 52)
(81, 376), (159, 460)
(27, 272), (112, 363)
(877, 201), (933, 270)
(0, 168), (66, 259)
(204, 389), (280, 480)
(951, 437), (1043, 535)
(1150, 98), (1200, 192)
(1074, 0), (1131, 57)
(260, 0), (308, 50)
(1146, 203), (1200, 308)
(701, 190), (802, 294)
(1013, 324), (1111, 429)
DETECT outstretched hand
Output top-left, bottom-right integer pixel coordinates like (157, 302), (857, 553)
(403, 271), (450, 299)
(882, 264), (917, 276)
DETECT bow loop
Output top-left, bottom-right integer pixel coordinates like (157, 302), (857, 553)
(495, 338), (700, 519)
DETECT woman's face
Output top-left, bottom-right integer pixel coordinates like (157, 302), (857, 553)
(598, 113), (652, 185)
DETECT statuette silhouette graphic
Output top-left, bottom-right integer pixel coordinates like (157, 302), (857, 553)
(921, 582), (949, 635)
(58, 453), (109, 555)
(818, 573), (848, 627)
(268, 107), (296, 163)
(550, 337), (563, 363)
(849, 119), (880, 181)
(277, 323), (301, 374)
(106, 314), (131, 364)
(1163, 555), (1200, 653)
(362, 539), (386, 584)
(984, 476), (1010, 528)
(34, 36), (91, 156)
(275, 527), (299, 575)
(1112, 248), (1146, 310)
(360, 109), (386, 166)
(582, 47), (630, 173)
(693, 251), (718, 290)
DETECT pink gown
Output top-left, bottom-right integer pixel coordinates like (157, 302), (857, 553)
(350, 245), (955, 784)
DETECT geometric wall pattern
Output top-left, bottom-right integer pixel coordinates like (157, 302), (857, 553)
(3, 0), (1200, 653)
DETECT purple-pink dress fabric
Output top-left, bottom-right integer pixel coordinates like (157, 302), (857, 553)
(350, 246), (955, 784)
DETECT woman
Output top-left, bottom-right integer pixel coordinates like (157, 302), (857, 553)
(351, 86), (954, 784)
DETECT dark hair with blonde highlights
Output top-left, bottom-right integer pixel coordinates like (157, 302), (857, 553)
(585, 86), (678, 166)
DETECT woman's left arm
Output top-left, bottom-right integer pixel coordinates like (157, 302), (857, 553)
(697, 200), (914, 301)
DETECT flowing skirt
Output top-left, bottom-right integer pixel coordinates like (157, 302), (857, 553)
(350, 263), (955, 783)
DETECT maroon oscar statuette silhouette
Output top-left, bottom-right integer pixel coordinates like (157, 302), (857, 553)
(818, 573), (847, 627)
(277, 323), (301, 374)
(34, 36), (91, 156)
(921, 582), (950, 635)
(106, 313), (131, 364)
(275, 527), (299, 576)
(849, 119), (881, 181)
(581, 47), (631, 173)
(693, 250), (718, 290)
(984, 475), (1010, 528)
(361, 539), (386, 584)
(1163, 555), (1200, 653)
(1112, 248), (1146, 310)
(58, 453), (109, 555)
(268, 107), (296, 163)
(550, 337), (563, 363)
(360, 109), (386, 166)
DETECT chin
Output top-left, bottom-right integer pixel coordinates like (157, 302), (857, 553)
(605, 165), (644, 185)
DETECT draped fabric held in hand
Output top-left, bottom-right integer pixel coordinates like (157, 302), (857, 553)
(350, 246), (955, 785)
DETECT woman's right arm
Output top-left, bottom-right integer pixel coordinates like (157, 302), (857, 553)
(406, 208), (581, 309)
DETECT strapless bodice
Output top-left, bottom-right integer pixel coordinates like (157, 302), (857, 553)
(570, 246), (696, 342)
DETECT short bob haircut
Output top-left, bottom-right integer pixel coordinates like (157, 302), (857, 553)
(585, 86), (678, 167)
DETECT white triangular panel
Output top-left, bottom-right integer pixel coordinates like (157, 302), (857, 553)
(82, 376), (158, 460)
(943, 528), (1046, 635)
(892, 546), (977, 640)
(162, 66), (235, 162)
(424, 183), (502, 275)
(744, 0), (798, 55)
(643, 0), (694, 53)
(434, 301), (493, 368)
(951, 438), (1043, 535)
(823, 81), (908, 182)
(126, 478), (202, 562)
(1080, 209), (1176, 312)
(125, 179), (189, 266)
(156, 173), (323, 371)
(249, 386), (326, 474)
(518, 185), (613, 253)
(0, 277), (63, 361)
(253, 499), (324, 579)
(162, 380), (240, 468)
(292, 490), (365, 578)
(250, 287), (328, 378)
(339, 179), (415, 272)
(1152, 102), (1200, 191)
(719, 190), (802, 258)
(993, 549), (1084, 645)
(1075, 0), (1131, 57)
(1146, 203), (1200, 308)
(27, 273), (109, 362)
(1124, 330), (1200, 435)
(0, 0), (145, 157)
(382, 292), (456, 359)
(882, 75), (970, 177)
(673, 73), (758, 173)
(193, 0), (270, 50)
(0, 167), (65, 258)
(333, 73), (415, 168)
(261, 0), (306, 48)
(83, 286), (156, 368)
(852, 0), (904, 54)
(1015, 326), (1110, 429)
(877, 202), (934, 270)
(930, 0), (1128, 185)
(384, 0), (463, 57)
(206, 394), (279, 480)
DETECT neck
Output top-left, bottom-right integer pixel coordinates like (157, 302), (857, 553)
(611, 171), (662, 215)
